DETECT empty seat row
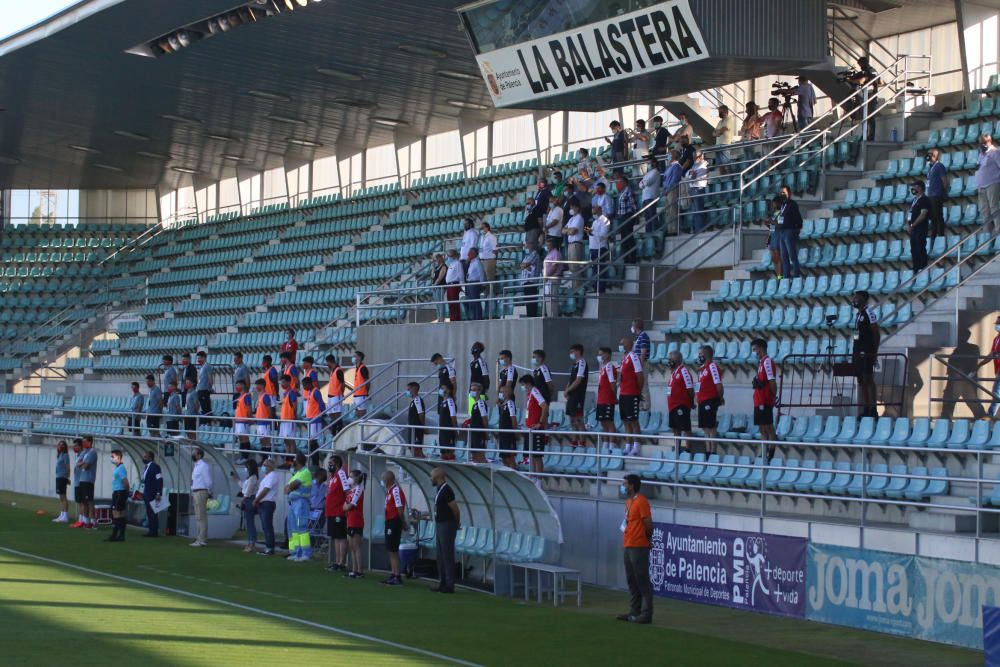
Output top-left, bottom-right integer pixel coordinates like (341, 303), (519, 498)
(711, 267), (958, 304)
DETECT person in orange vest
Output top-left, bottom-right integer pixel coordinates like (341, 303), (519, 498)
(301, 377), (326, 467)
(233, 380), (253, 457)
(301, 355), (319, 385)
(253, 378), (276, 460)
(279, 374), (300, 466)
(280, 351), (300, 392)
(352, 350), (370, 418)
(261, 354), (280, 398)
(325, 354), (346, 438)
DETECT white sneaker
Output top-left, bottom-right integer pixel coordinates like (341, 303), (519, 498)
(52, 514), (68, 523)
(631, 445), (641, 457)
(189, 541), (204, 548)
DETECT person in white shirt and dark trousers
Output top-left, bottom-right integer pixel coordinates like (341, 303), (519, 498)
(445, 249), (463, 322)
(190, 447), (213, 547)
(685, 151), (709, 232)
(465, 248), (485, 321)
(639, 156), (661, 233)
(459, 218), (478, 275)
(586, 206), (611, 293)
(563, 206), (585, 289)
(478, 222), (498, 318)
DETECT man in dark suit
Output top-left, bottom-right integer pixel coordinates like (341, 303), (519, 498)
(777, 185), (804, 279)
(140, 450), (163, 537)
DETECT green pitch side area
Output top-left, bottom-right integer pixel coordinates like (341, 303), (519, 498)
(0, 492), (982, 666)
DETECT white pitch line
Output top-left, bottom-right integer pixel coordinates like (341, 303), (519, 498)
(1, 546), (482, 667)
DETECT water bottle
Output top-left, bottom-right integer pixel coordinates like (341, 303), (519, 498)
(891, 128), (898, 143)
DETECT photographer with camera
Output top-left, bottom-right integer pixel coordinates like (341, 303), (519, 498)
(796, 76), (817, 128)
(845, 56), (878, 140)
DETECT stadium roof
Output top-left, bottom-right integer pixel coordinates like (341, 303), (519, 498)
(0, 0), (517, 191)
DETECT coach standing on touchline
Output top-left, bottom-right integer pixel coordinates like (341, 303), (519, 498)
(429, 467), (460, 594)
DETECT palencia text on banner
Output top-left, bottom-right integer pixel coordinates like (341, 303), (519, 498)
(476, 0), (709, 108)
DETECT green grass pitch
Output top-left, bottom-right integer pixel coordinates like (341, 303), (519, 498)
(0, 492), (982, 666)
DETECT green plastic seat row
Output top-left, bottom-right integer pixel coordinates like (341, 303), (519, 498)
(299, 264), (401, 286)
(409, 171), (464, 190)
(415, 175), (533, 205)
(387, 197), (504, 225)
(198, 231), (272, 251)
(296, 193), (342, 209)
(284, 217), (374, 240)
(230, 254), (322, 277)
(257, 236), (349, 258)
(241, 308), (342, 330)
(214, 330), (316, 350)
(0, 392), (63, 409)
(271, 287), (354, 308)
(147, 266), (227, 286)
(177, 295), (265, 314)
(172, 249), (244, 268)
(128, 259), (170, 275)
(328, 242), (433, 266)
(203, 275), (286, 296)
(115, 320), (146, 335)
(121, 334), (205, 352)
(146, 284), (194, 302)
(152, 241), (195, 258)
(149, 315), (235, 333)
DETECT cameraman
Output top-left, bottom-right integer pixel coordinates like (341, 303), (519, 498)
(846, 56), (878, 140)
(796, 76), (817, 128)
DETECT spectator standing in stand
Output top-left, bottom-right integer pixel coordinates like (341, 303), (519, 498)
(281, 329), (299, 364)
(762, 98), (783, 139)
(671, 113), (693, 150)
(591, 182), (613, 227)
(563, 204), (585, 288)
(607, 120), (627, 163)
(528, 180), (551, 248)
(479, 222), (498, 318)
(445, 249), (463, 322)
(145, 374), (162, 437)
(651, 116), (670, 156)
(632, 320), (651, 411)
(543, 238), (563, 318)
(464, 247), (485, 321)
(576, 147), (594, 176)
(907, 180), (932, 272)
(977, 133), (1000, 232)
(712, 105), (737, 171)
(165, 381), (182, 436)
(519, 241), (541, 318)
(696, 345), (725, 454)
(544, 196), (564, 248)
(925, 149), (948, 242)
(684, 150), (709, 232)
(460, 218), (478, 275)
(751, 338), (778, 459)
(585, 205), (611, 293)
(195, 351), (213, 419)
(796, 76), (817, 128)
(161, 354), (177, 395)
(184, 377), (199, 439)
(740, 102), (763, 160)
(639, 155), (661, 233)
(852, 291), (880, 419)
(128, 381), (144, 435)
(632, 119), (650, 160)
(776, 185), (803, 279)
(661, 151), (684, 233)
(616, 172), (638, 264)
(431, 253), (448, 322)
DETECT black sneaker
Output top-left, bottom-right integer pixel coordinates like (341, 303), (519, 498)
(346, 571), (362, 578)
(384, 576), (402, 586)
(257, 549), (274, 557)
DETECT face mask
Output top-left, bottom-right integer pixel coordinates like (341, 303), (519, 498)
(351, 356), (357, 365)
(630, 326), (637, 334)
(471, 347), (480, 356)
(379, 480), (386, 489)
(619, 484), (628, 495)
(570, 209), (579, 216)
(438, 388), (446, 397)
(618, 345), (625, 353)
(697, 355), (706, 365)
(568, 353), (576, 361)
(498, 359), (506, 367)
(519, 385), (526, 392)
(596, 355), (604, 364)
(995, 324), (1000, 332)
(654, 123), (661, 129)
(469, 391), (478, 399)
(852, 300), (862, 308)
(531, 358), (538, 368)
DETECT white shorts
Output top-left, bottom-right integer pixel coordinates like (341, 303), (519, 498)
(353, 396), (367, 411)
(326, 397), (342, 413)
(308, 422), (322, 440)
(234, 422), (249, 436)
(256, 424), (271, 438)
(279, 422), (296, 439)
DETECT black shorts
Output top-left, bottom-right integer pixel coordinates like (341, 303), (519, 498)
(470, 431), (485, 449)
(384, 517), (403, 552)
(529, 431), (547, 452)
(347, 526), (363, 537)
(147, 415), (161, 430)
(75, 482), (94, 503)
(619, 395), (640, 422)
(410, 426), (424, 445)
(184, 417), (197, 432)
(668, 406), (692, 432)
(439, 430), (455, 446)
(327, 515), (347, 540)
(498, 432), (517, 454)
(111, 490), (128, 512)
(596, 404), (616, 422)
(566, 395), (585, 417)
(698, 399), (721, 429)
(753, 404), (774, 426)
(56, 477), (69, 496)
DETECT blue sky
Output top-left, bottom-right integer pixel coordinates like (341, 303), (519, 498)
(1, 0), (81, 40)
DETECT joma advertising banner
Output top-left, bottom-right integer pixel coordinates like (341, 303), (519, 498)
(649, 523), (807, 619)
(807, 543), (1000, 649)
(476, 0), (710, 107)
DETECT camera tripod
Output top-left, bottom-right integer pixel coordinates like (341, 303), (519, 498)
(780, 96), (798, 133)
